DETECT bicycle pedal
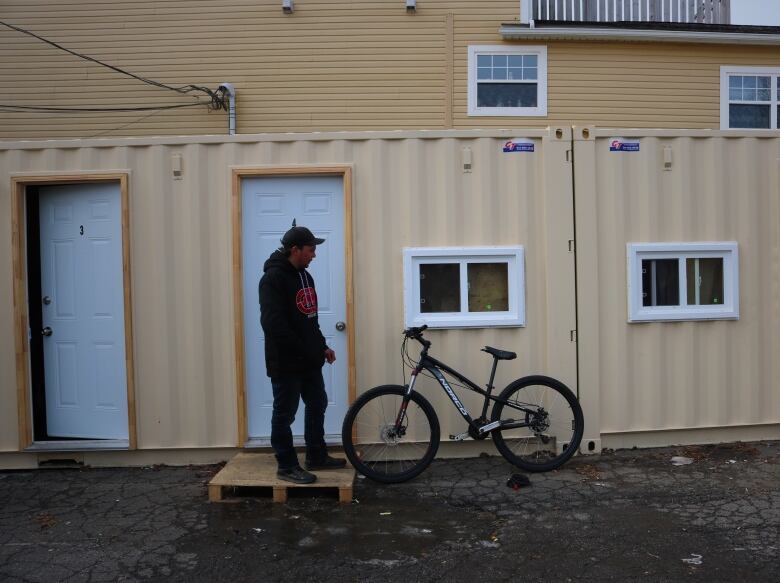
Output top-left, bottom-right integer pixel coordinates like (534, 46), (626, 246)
(449, 431), (470, 441)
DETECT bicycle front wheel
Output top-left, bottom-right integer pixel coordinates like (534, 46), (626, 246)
(491, 375), (584, 472)
(342, 385), (440, 483)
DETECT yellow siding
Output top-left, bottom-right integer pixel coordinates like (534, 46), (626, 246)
(455, 42), (780, 129)
(0, 0), (514, 138)
(3, 1), (779, 139)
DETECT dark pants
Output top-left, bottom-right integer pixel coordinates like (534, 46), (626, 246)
(270, 369), (328, 470)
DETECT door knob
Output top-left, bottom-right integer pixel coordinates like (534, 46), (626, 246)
(41, 327), (53, 337)
(42, 296), (52, 305)
(335, 321), (346, 331)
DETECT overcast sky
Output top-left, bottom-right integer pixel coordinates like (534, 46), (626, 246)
(730, 0), (780, 25)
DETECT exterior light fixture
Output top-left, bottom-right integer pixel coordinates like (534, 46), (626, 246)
(283, 0), (293, 14)
(406, 0), (416, 12)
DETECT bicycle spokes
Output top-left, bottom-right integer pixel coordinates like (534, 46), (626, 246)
(492, 378), (584, 472)
(353, 395), (428, 458)
(342, 385), (440, 483)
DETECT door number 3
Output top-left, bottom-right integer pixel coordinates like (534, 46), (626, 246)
(79, 225), (84, 236)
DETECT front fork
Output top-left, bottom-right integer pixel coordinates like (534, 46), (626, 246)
(395, 367), (421, 430)
(404, 366), (421, 396)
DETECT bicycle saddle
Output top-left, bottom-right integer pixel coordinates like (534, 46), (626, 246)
(482, 346), (517, 360)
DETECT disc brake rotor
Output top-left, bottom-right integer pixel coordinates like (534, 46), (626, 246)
(379, 424), (401, 445)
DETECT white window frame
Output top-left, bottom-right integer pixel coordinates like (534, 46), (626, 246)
(467, 45), (548, 117)
(403, 246), (526, 328)
(627, 242), (739, 323)
(720, 66), (780, 130)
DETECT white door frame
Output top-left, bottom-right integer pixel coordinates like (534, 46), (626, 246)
(231, 165), (355, 447)
(11, 173), (137, 450)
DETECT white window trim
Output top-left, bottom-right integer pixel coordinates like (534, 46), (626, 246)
(627, 242), (739, 323)
(403, 246), (526, 328)
(467, 45), (547, 117)
(720, 66), (780, 130)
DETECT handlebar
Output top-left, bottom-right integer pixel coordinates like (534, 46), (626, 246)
(403, 325), (431, 348)
(403, 325), (427, 337)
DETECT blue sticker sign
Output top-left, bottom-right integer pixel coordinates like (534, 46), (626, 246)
(503, 138), (535, 153)
(609, 137), (640, 152)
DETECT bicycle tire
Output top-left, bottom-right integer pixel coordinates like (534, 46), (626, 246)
(342, 385), (440, 483)
(491, 375), (584, 472)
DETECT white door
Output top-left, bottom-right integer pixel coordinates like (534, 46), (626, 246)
(39, 184), (129, 439)
(242, 176), (348, 441)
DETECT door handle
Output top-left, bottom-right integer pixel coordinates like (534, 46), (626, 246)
(41, 327), (53, 337)
(335, 321), (346, 331)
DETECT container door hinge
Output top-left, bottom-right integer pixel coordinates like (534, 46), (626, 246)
(568, 239), (575, 252)
(570, 329), (577, 342)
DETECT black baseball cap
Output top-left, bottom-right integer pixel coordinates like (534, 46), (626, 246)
(281, 226), (325, 248)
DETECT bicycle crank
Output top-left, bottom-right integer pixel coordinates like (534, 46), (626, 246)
(477, 420), (504, 434)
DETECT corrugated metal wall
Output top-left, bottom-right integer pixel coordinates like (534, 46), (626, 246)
(0, 129), (578, 455)
(3, 128), (779, 462)
(574, 128), (780, 449)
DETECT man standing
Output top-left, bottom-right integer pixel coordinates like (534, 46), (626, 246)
(259, 224), (346, 484)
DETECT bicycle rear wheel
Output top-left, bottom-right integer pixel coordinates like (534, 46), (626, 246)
(491, 375), (584, 472)
(342, 385), (440, 483)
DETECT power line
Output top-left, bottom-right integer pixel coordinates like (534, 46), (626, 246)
(86, 109), (165, 138)
(0, 19), (224, 108)
(0, 102), (208, 113)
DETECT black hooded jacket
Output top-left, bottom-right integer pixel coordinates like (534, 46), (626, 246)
(258, 250), (328, 378)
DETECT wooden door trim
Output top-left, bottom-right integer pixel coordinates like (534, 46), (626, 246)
(231, 165), (355, 446)
(11, 173), (137, 450)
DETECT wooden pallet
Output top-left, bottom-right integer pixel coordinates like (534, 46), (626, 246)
(208, 452), (355, 503)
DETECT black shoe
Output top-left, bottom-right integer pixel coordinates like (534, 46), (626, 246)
(276, 466), (316, 484)
(305, 455), (347, 471)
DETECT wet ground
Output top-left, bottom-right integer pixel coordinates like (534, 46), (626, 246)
(0, 441), (778, 582)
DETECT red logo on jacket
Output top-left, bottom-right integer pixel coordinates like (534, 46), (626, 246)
(296, 287), (318, 316)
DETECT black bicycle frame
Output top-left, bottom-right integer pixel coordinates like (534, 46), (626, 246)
(404, 351), (532, 435)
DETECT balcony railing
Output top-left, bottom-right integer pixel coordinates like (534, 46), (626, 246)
(523, 0), (731, 24)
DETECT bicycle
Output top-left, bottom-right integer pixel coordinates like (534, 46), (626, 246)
(341, 325), (585, 483)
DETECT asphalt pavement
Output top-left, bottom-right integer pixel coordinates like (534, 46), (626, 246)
(0, 441), (778, 582)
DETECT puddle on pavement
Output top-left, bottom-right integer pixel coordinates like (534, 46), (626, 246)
(207, 490), (493, 561)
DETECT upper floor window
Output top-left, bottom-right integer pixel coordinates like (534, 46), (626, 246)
(468, 45), (547, 117)
(720, 66), (780, 130)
